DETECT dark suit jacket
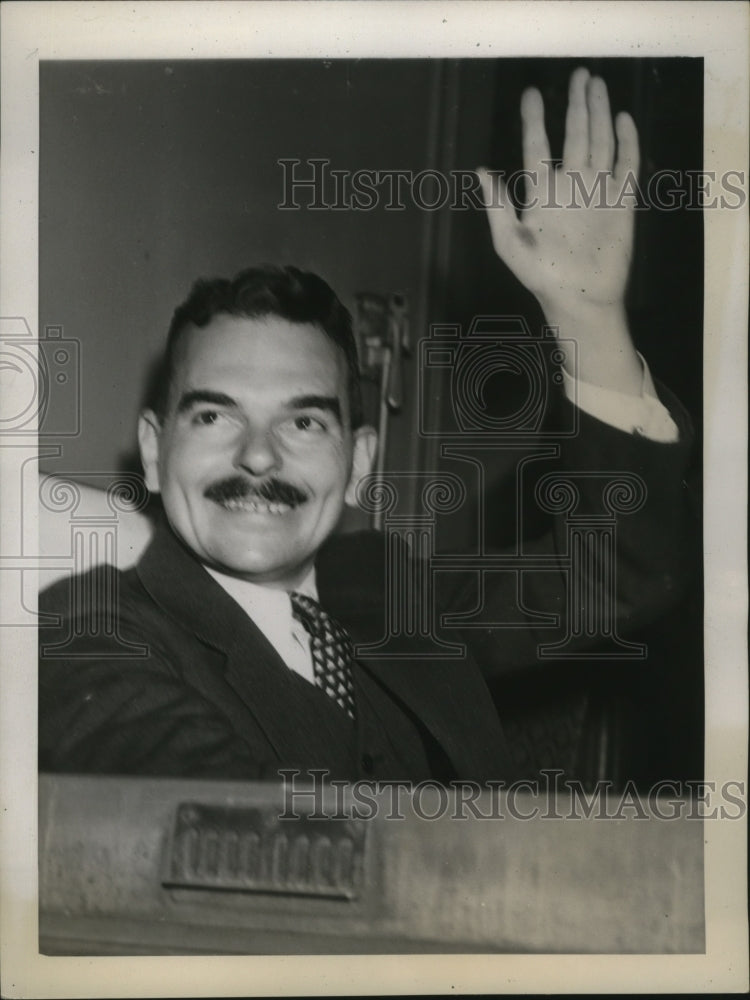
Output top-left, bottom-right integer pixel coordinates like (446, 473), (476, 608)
(38, 398), (693, 783)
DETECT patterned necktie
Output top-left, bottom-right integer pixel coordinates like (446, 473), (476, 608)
(289, 592), (357, 720)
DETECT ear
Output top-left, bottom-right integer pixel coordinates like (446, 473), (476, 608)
(138, 410), (162, 494)
(344, 425), (378, 507)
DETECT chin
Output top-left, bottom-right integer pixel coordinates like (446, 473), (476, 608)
(206, 544), (308, 582)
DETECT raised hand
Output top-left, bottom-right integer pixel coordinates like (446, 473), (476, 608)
(478, 67), (643, 394)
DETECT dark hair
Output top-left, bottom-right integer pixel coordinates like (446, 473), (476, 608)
(150, 264), (363, 428)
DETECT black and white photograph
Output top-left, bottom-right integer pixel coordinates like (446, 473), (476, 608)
(0, 1), (747, 995)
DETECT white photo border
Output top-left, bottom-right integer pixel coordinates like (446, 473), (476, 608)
(1, 1), (747, 995)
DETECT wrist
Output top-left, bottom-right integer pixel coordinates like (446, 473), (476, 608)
(541, 300), (643, 394)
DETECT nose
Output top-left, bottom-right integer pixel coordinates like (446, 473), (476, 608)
(235, 425), (281, 478)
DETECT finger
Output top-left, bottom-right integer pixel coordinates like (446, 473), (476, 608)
(561, 66), (590, 170)
(520, 87), (551, 173)
(476, 167), (520, 259)
(476, 166), (502, 208)
(587, 76), (615, 171)
(614, 111), (640, 183)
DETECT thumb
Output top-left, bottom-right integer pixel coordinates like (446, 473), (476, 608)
(476, 166), (521, 262)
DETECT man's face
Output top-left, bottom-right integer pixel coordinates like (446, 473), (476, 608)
(139, 314), (376, 589)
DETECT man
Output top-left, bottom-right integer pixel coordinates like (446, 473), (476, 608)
(39, 69), (691, 783)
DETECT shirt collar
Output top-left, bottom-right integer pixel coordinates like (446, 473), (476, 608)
(204, 566), (318, 620)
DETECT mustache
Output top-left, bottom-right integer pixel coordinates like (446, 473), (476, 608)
(204, 476), (308, 507)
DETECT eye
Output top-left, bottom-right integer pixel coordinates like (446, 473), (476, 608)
(276, 413), (331, 441)
(281, 414), (328, 434)
(191, 409), (224, 427)
(294, 415), (326, 432)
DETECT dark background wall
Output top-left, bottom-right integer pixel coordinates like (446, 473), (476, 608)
(39, 59), (441, 524)
(430, 58), (703, 551)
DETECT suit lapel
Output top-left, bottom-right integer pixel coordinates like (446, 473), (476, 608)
(317, 531), (513, 776)
(137, 520), (512, 778)
(136, 521), (362, 767)
(136, 520), (321, 761)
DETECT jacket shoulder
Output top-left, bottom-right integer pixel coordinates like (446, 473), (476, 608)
(38, 563), (182, 665)
(40, 563), (145, 621)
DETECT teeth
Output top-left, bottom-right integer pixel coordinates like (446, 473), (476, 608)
(221, 498), (292, 515)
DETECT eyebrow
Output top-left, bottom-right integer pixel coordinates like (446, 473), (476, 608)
(176, 389), (238, 414)
(288, 395), (342, 422)
(175, 389), (342, 423)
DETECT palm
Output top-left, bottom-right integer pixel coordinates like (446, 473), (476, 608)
(479, 69), (639, 317)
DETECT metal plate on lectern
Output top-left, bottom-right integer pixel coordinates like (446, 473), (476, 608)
(162, 802), (367, 900)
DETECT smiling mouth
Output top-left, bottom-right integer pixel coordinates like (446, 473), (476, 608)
(219, 498), (294, 515)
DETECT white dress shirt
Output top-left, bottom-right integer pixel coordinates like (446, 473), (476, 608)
(561, 353), (678, 442)
(207, 357), (679, 681)
(205, 566), (317, 684)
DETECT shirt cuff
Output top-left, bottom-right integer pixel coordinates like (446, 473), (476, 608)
(560, 353), (679, 443)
